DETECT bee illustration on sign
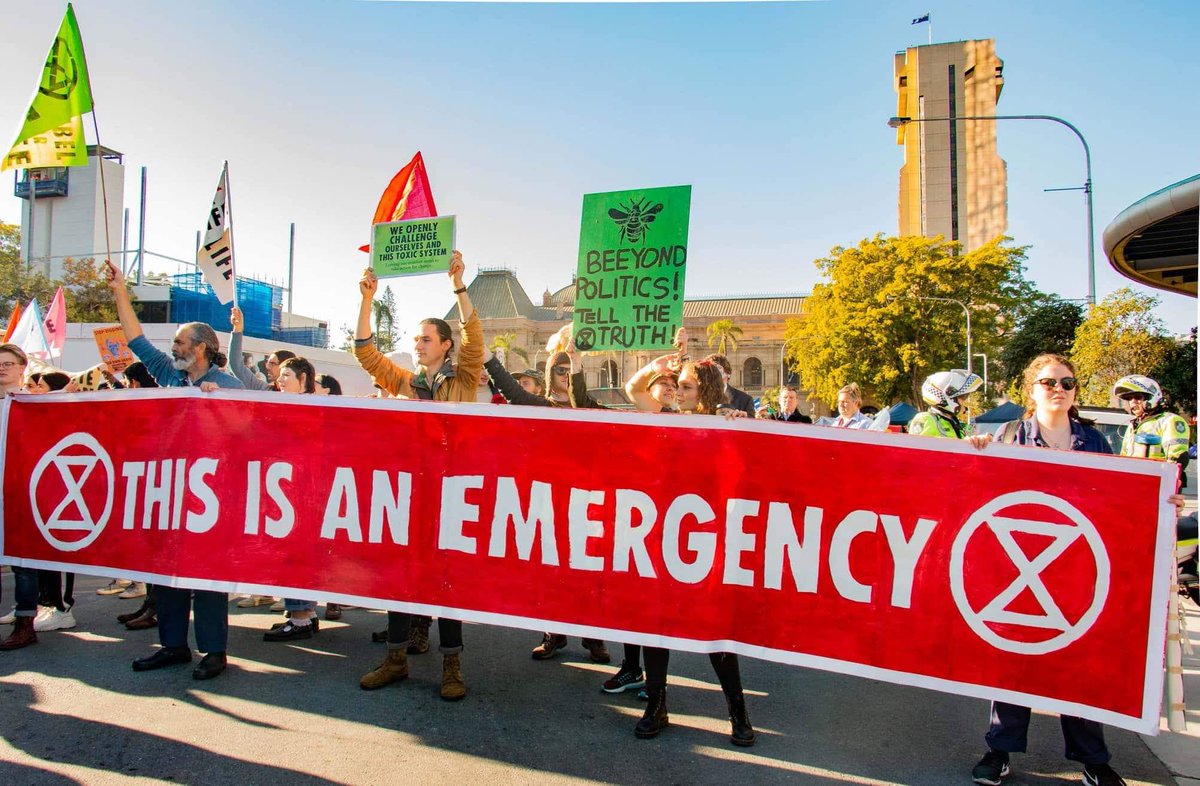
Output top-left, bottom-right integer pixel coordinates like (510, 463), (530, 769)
(608, 198), (664, 244)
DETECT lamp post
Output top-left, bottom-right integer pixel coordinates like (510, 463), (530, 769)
(887, 114), (1095, 306)
(887, 294), (972, 372)
(974, 352), (988, 394)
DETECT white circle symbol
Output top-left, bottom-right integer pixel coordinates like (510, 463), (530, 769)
(29, 432), (114, 552)
(949, 490), (1110, 655)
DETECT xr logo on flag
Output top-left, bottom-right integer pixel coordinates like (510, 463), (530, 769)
(38, 36), (80, 102)
(949, 491), (1110, 655)
(29, 432), (114, 552)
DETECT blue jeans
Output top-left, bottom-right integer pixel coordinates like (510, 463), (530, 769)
(154, 586), (229, 653)
(9, 567), (40, 617)
(284, 598), (316, 612)
(985, 701), (1110, 766)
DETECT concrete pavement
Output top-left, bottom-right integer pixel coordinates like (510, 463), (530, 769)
(0, 573), (1183, 786)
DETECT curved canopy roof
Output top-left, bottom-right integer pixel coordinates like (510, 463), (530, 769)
(1103, 174), (1198, 297)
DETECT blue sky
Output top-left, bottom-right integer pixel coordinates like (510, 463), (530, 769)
(1, 0), (1196, 341)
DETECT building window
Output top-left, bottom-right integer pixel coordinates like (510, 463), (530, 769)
(743, 357), (763, 389)
(599, 359), (619, 388)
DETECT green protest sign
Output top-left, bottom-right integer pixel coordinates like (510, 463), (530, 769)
(370, 215), (456, 278)
(573, 185), (691, 352)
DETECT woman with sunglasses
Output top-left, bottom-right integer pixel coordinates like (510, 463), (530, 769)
(620, 355), (756, 747)
(969, 354), (1117, 786)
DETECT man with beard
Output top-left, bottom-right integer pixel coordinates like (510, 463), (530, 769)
(104, 261), (242, 680)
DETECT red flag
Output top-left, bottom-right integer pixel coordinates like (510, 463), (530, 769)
(2, 302), (22, 343)
(358, 151), (437, 252)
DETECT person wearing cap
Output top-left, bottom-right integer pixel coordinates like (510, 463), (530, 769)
(482, 344), (611, 664)
(514, 368), (544, 397)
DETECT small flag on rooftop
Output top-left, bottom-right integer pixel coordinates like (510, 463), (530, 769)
(912, 13), (930, 24)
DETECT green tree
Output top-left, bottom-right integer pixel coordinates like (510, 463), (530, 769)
(788, 234), (1034, 406)
(489, 331), (529, 368)
(0, 221), (56, 314)
(706, 319), (743, 356)
(998, 295), (1085, 399)
(1071, 287), (1174, 406)
(59, 257), (123, 322)
(372, 285), (399, 352)
(1150, 327), (1196, 415)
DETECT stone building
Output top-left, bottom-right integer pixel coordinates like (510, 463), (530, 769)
(450, 267), (828, 416)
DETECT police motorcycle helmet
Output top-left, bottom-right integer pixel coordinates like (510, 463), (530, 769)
(1111, 375), (1163, 409)
(921, 369), (983, 415)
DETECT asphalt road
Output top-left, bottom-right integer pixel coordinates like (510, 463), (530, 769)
(0, 573), (1178, 786)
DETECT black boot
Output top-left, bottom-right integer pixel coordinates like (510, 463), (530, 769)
(634, 686), (669, 739)
(117, 601), (149, 625)
(726, 693), (756, 747)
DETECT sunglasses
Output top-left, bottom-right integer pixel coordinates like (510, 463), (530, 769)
(1035, 377), (1077, 391)
(551, 366), (570, 377)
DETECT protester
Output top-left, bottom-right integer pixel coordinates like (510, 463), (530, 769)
(965, 354), (1176, 786)
(353, 250), (479, 701)
(513, 368), (544, 397)
(907, 369), (983, 440)
(483, 345), (610, 664)
(0, 344), (45, 651)
(705, 354), (755, 417)
(622, 355), (756, 746)
(104, 259), (242, 680)
(256, 357), (325, 640)
(315, 373), (342, 396)
(756, 386), (812, 423)
(25, 371), (70, 393)
(227, 306), (296, 393)
(828, 383), (874, 429)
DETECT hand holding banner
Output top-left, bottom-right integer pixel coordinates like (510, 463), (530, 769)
(92, 325), (134, 372)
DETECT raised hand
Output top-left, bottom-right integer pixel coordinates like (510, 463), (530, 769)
(230, 306), (244, 333)
(103, 259), (126, 293)
(359, 267), (379, 299)
(448, 250), (465, 289)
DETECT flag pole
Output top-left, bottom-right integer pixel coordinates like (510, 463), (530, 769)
(222, 160), (239, 308)
(928, 13), (932, 45)
(73, 2), (114, 269)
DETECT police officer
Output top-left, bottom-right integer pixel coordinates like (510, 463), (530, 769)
(1113, 375), (1190, 485)
(907, 369), (983, 439)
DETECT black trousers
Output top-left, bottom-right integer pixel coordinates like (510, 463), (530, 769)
(985, 701), (1110, 766)
(643, 646), (743, 697)
(386, 611), (462, 653)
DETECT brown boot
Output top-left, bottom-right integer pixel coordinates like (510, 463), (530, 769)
(359, 648), (408, 690)
(0, 616), (38, 650)
(407, 620), (430, 655)
(440, 653), (466, 701)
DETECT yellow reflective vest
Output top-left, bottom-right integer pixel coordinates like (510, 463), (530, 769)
(1119, 411), (1190, 462)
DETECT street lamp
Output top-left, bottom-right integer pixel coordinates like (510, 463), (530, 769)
(974, 352), (988, 394)
(887, 114), (1095, 306)
(887, 294), (972, 372)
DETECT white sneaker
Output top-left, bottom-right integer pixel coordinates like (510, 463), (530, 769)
(34, 607), (77, 632)
(0, 607), (15, 624)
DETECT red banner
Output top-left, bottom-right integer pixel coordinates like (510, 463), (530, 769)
(0, 390), (1177, 732)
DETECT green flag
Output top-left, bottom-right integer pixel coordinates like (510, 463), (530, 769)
(4, 4), (94, 171)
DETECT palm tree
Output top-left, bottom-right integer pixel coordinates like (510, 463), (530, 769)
(489, 332), (530, 368)
(706, 319), (743, 356)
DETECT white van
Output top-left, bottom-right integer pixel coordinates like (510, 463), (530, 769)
(1077, 406), (1129, 454)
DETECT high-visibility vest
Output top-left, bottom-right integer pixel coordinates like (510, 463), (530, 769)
(1120, 411), (1190, 461)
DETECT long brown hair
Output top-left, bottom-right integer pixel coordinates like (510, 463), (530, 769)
(683, 359), (728, 415)
(1020, 353), (1084, 422)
